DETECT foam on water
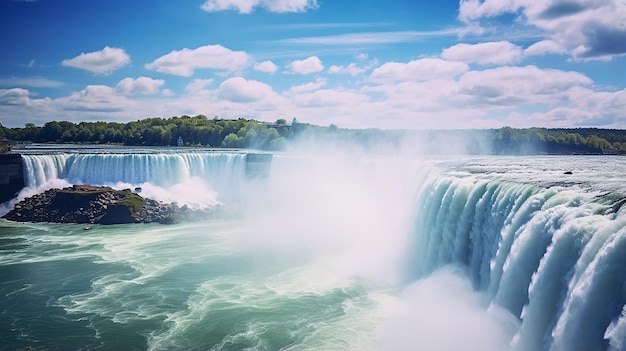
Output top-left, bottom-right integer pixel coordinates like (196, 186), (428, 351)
(1, 153), (626, 350)
(17, 151), (247, 209)
(410, 158), (626, 350)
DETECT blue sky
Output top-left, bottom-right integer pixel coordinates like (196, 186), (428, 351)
(0, 0), (624, 129)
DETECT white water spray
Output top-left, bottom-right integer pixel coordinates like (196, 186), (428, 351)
(8, 151), (626, 350)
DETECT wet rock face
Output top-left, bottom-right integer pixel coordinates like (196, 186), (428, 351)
(2, 184), (195, 225)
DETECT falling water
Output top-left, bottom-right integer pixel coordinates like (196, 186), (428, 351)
(0, 150), (624, 350)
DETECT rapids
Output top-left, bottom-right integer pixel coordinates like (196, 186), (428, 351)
(0, 149), (624, 350)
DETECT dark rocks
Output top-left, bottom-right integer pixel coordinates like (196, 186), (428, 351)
(2, 184), (204, 225)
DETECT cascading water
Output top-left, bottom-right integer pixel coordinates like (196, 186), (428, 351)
(17, 151), (248, 209)
(409, 170), (626, 351)
(1, 151), (625, 350)
(21, 152), (247, 188)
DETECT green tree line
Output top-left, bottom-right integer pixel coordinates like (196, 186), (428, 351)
(288, 122), (626, 155)
(1, 116), (625, 154)
(1, 115), (290, 150)
(486, 127), (626, 154)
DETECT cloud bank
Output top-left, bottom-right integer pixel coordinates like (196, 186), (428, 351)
(458, 0), (626, 60)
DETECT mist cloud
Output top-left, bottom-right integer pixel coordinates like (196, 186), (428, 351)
(378, 266), (518, 351)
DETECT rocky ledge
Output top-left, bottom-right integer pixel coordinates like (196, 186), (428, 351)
(2, 184), (203, 225)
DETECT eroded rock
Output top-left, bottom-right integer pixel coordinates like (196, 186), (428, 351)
(2, 184), (205, 225)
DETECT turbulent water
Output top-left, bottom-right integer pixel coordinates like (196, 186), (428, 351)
(1, 148), (625, 351)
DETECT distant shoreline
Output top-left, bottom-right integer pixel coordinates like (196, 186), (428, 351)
(2, 116), (625, 155)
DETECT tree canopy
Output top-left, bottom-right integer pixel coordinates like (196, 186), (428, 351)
(1, 115), (625, 155)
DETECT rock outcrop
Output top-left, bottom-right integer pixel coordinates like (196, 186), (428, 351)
(2, 184), (203, 225)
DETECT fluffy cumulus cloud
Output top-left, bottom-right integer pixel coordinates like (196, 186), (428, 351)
(502, 87), (626, 128)
(254, 60), (279, 74)
(457, 65), (593, 106)
(185, 79), (215, 94)
(287, 56), (324, 75)
(353, 57), (610, 128)
(0, 88), (32, 105)
(116, 77), (165, 95)
(369, 58), (468, 84)
(145, 45), (251, 77)
(523, 40), (567, 56)
(201, 0), (318, 14)
(441, 41), (523, 65)
(458, 0), (626, 60)
(61, 46), (130, 75)
(218, 76), (276, 102)
(56, 85), (131, 112)
(286, 77), (327, 95)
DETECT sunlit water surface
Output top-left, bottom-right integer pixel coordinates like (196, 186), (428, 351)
(1, 154), (625, 350)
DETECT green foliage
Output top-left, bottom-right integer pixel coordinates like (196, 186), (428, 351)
(120, 191), (144, 214)
(484, 127), (626, 154)
(4, 115), (291, 150)
(2, 116), (625, 154)
(221, 133), (244, 148)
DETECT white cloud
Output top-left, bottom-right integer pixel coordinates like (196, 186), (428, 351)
(577, 88), (626, 120)
(364, 79), (457, 112)
(457, 65), (593, 106)
(291, 89), (368, 108)
(357, 63), (604, 129)
(145, 45), (251, 77)
(292, 89), (368, 109)
(0, 88), (32, 105)
(524, 40), (567, 56)
(116, 77), (165, 95)
(61, 46), (130, 75)
(201, 0), (318, 14)
(185, 79), (215, 94)
(503, 88), (626, 128)
(286, 77), (327, 94)
(254, 60), (279, 74)
(458, 0), (516, 23)
(441, 41), (523, 65)
(218, 76), (276, 102)
(56, 85), (131, 112)
(287, 56), (324, 75)
(328, 61), (376, 76)
(458, 0), (626, 60)
(370, 58), (469, 84)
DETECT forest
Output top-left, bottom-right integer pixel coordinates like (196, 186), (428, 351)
(1, 115), (625, 155)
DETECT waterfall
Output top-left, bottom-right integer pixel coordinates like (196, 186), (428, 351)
(10, 151), (626, 349)
(409, 173), (626, 350)
(21, 152), (247, 188)
(19, 151), (249, 208)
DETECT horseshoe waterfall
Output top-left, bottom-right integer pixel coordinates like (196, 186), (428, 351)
(1, 149), (624, 351)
